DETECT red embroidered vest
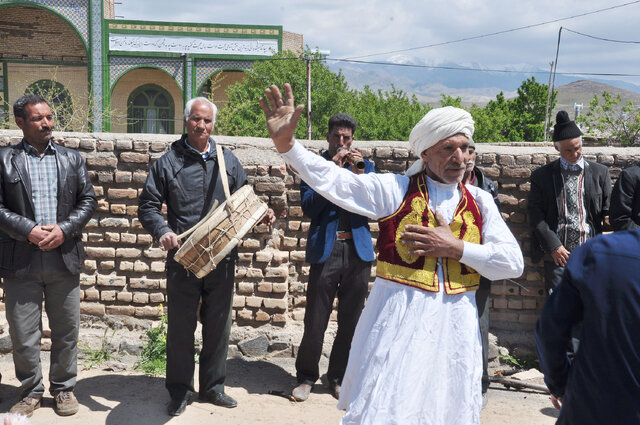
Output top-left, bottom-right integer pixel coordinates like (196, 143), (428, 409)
(376, 173), (483, 294)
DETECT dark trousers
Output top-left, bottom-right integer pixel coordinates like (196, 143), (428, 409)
(4, 249), (79, 398)
(165, 260), (235, 400)
(296, 239), (371, 386)
(544, 260), (581, 354)
(475, 277), (491, 394)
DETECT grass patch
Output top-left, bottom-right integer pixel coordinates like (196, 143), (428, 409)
(136, 311), (168, 376)
(499, 353), (540, 370)
(81, 327), (117, 368)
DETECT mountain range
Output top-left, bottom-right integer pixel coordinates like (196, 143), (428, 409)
(328, 61), (640, 110)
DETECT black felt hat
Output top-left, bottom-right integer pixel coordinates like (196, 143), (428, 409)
(553, 110), (582, 141)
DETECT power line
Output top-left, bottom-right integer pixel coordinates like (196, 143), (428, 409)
(343, 0), (640, 60)
(5, 56), (640, 79)
(563, 27), (640, 44)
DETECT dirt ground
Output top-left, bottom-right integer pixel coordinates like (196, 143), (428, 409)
(0, 349), (559, 425)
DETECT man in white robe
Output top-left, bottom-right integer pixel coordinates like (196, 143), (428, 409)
(260, 84), (524, 425)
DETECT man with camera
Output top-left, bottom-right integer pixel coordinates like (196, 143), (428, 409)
(292, 113), (375, 401)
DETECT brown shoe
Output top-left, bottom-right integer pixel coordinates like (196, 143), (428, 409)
(54, 391), (79, 416)
(9, 396), (41, 417)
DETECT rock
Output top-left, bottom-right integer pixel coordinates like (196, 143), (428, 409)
(119, 340), (143, 355)
(238, 335), (269, 357)
(102, 361), (128, 372)
(511, 369), (544, 381)
(268, 340), (290, 352)
(0, 335), (12, 353)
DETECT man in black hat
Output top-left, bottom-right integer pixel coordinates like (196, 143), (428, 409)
(528, 110), (611, 300)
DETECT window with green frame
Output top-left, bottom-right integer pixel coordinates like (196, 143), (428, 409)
(127, 84), (175, 134)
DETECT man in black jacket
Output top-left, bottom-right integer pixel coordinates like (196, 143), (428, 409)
(529, 111), (611, 295)
(529, 111), (611, 354)
(610, 164), (640, 231)
(138, 97), (273, 417)
(462, 140), (500, 405)
(0, 95), (96, 417)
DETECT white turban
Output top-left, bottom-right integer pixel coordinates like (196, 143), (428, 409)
(405, 106), (475, 177)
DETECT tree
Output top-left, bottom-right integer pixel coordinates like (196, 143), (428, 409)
(470, 77), (556, 143)
(577, 91), (640, 145)
(346, 85), (430, 141)
(215, 50), (352, 139)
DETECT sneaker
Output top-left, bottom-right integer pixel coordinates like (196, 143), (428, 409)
(291, 383), (312, 402)
(9, 396), (41, 418)
(54, 391), (79, 416)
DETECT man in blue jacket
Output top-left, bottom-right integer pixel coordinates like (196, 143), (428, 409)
(292, 114), (375, 401)
(536, 230), (640, 424)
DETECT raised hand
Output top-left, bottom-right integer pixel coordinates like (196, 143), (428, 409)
(259, 83), (305, 153)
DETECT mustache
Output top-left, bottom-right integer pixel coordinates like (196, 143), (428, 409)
(41, 127), (52, 132)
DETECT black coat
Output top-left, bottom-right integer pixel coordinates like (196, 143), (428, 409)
(0, 141), (97, 276)
(610, 164), (640, 231)
(528, 159), (611, 263)
(138, 136), (248, 265)
(536, 230), (640, 425)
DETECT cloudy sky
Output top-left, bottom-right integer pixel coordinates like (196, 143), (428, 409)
(116, 0), (640, 89)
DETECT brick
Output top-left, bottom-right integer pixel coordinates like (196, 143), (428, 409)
(502, 168), (531, 179)
(116, 248), (142, 258)
(507, 299), (523, 310)
(84, 288), (99, 301)
(245, 268), (264, 279)
(375, 147), (392, 158)
(150, 261), (165, 273)
(263, 298), (287, 310)
(133, 171), (148, 183)
(86, 155), (117, 168)
(133, 141), (149, 152)
(132, 292), (150, 304)
(138, 234), (153, 245)
(101, 290), (117, 301)
(105, 232), (120, 242)
(237, 282), (254, 294)
(242, 238), (261, 249)
(233, 296), (246, 308)
(99, 218), (130, 228)
(135, 306), (161, 317)
(272, 282), (288, 294)
(80, 302), (105, 316)
(144, 248), (166, 259)
(120, 152), (149, 163)
(83, 261), (97, 273)
(106, 305), (135, 316)
(265, 266), (288, 278)
(255, 250), (273, 262)
(257, 282), (273, 293)
(272, 314), (287, 325)
(133, 261), (149, 272)
(282, 237), (297, 250)
(117, 292), (133, 302)
(121, 233), (137, 244)
(290, 251), (305, 261)
(80, 139), (96, 150)
(130, 278), (160, 289)
(246, 296), (263, 308)
(149, 293), (165, 303)
(96, 274), (126, 287)
(110, 204), (126, 215)
(255, 310), (270, 322)
(492, 297), (508, 309)
(237, 309), (253, 321)
(86, 247), (115, 259)
(115, 171), (132, 183)
(288, 206), (303, 217)
(288, 221), (301, 231)
(97, 199), (109, 212)
(100, 261), (115, 270)
(108, 188), (138, 199)
(119, 261), (134, 271)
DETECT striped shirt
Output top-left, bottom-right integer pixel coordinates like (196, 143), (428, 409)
(23, 140), (58, 225)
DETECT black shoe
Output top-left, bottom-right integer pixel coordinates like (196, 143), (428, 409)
(167, 396), (192, 416)
(201, 391), (237, 408)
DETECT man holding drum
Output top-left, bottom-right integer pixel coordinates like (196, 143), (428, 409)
(292, 114), (375, 402)
(138, 97), (273, 417)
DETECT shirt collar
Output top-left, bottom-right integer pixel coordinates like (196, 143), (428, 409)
(183, 136), (214, 160)
(560, 156), (584, 171)
(22, 139), (57, 157)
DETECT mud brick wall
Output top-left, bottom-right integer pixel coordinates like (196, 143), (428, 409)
(1, 130), (638, 347)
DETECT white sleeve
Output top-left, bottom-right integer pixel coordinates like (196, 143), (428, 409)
(460, 187), (524, 280)
(281, 141), (408, 220)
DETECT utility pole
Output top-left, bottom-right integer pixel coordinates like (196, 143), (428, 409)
(306, 56), (311, 140)
(544, 61), (554, 141)
(546, 27), (563, 141)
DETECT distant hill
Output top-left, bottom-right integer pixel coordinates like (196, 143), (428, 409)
(552, 80), (640, 120)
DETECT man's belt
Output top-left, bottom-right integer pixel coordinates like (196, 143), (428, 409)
(336, 231), (352, 240)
